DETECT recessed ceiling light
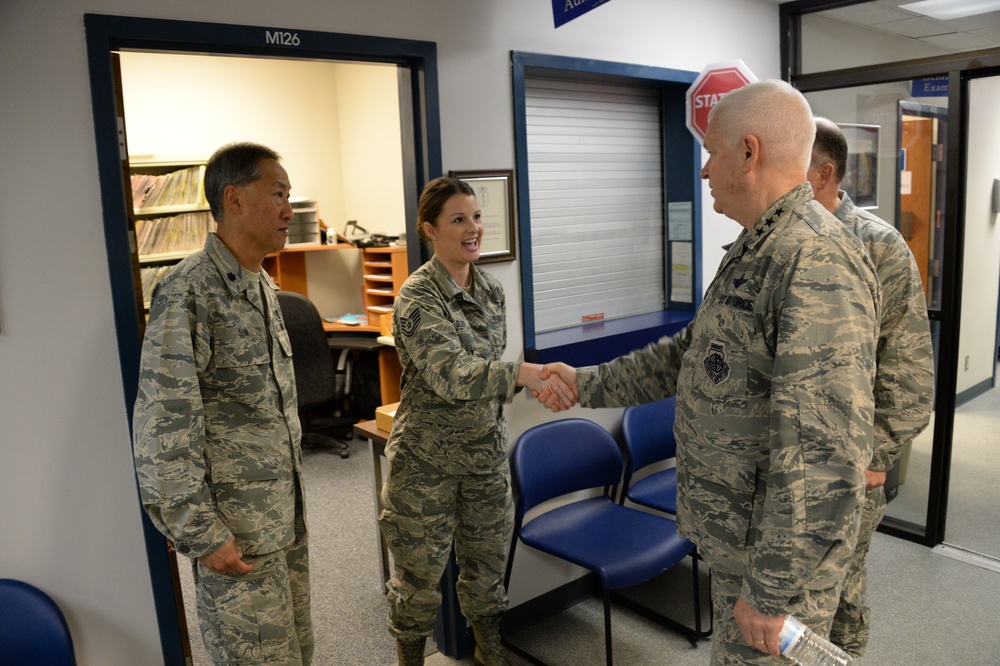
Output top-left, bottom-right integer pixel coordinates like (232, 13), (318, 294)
(899, 0), (1000, 20)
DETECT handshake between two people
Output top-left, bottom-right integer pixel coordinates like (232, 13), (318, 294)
(517, 362), (579, 413)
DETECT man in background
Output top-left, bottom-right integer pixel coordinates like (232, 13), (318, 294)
(133, 142), (313, 665)
(808, 117), (934, 657)
(539, 80), (881, 662)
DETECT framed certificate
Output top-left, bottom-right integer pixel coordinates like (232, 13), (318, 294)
(448, 169), (516, 263)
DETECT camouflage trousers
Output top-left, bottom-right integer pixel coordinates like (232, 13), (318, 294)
(379, 456), (514, 641)
(193, 521), (313, 665)
(830, 485), (887, 657)
(707, 563), (841, 665)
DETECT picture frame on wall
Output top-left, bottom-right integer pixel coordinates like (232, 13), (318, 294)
(837, 123), (880, 209)
(447, 169), (516, 263)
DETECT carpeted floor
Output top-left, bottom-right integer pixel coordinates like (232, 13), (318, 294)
(177, 379), (1000, 665)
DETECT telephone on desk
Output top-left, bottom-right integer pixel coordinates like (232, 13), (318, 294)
(345, 220), (398, 248)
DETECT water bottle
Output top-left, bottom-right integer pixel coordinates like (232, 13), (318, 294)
(778, 615), (853, 666)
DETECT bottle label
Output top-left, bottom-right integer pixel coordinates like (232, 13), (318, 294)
(779, 616), (805, 654)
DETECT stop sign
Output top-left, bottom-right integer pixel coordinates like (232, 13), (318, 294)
(686, 61), (757, 142)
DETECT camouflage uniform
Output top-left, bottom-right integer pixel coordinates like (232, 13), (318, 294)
(380, 257), (519, 641)
(828, 192), (934, 657)
(133, 233), (312, 665)
(577, 184), (880, 664)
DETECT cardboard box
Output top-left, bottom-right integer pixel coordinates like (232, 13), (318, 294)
(375, 402), (399, 432)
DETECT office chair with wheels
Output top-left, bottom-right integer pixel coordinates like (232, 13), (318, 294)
(503, 418), (702, 666)
(0, 578), (77, 666)
(620, 397), (711, 638)
(276, 290), (353, 458)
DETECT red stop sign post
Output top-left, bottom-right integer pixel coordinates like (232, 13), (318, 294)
(685, 61), (757, 142)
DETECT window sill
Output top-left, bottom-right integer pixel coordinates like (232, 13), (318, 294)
(525, 310), (694, 367)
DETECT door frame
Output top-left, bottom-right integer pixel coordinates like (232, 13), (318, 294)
(781, 0), (1000, 548)
(84, 14), (441, 664)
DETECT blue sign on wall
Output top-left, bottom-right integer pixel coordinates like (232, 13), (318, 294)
(552, 0), (614, 27)
(912, 76), (949, 97)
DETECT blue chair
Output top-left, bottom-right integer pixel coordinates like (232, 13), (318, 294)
(620, 397), (712, 639)
(502, 418), (700, 666)
(0, 578), (76, 665)
(620, 397), (679, 515)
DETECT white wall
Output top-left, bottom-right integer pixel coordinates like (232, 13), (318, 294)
(958, 76), (1000, 393)
(0, 1), (779, 663)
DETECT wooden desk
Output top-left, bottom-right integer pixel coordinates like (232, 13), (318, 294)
(353, 419), (469, 658)
(323, 320), (379, 334)
(353, 419), (392, 586)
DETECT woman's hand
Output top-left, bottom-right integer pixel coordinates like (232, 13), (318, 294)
(518, 362), (578, 412)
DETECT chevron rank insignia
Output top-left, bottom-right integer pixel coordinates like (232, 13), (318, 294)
(399, 308), (421, 338)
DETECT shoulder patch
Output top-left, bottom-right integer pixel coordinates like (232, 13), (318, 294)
(399, 308), (421, 338)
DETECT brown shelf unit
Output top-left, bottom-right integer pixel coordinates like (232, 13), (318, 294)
(362, 246), (408, 333)
(129, 158), (212, 310)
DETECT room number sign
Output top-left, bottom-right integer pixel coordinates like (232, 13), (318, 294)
(265, 30), (301, 46)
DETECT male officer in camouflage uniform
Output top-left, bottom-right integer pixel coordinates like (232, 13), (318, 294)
(133, 142), (313, 665)
(808, 117), (934, 657)
(540, 80), (880, 664)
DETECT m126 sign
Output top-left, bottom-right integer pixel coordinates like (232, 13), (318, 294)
(552, 0), (614, 28)
(685, 61), (757, 142)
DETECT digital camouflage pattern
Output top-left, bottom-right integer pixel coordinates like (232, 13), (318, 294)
(193, 522), (312, 665)
(833, 191), (934, 471)
(133, 232), (311, 664)
(388, 257), (519, 474)
(379, 455), (513, 639)
(380, 257), (519, 640)
(577, 184), (881, 658)
(829, 191), (934, 657)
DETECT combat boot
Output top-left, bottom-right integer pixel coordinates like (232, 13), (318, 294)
(472, 614), (513, 666)
(396, 636), (426, 666)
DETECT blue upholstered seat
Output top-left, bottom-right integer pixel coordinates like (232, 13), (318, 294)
(0, 578), (76, 666)
(503, 418), (700, 666)
(621, 396), (679, 515)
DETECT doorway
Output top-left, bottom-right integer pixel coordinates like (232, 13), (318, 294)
(85, 14), (441, 664)
(937, 73), (1000, 566)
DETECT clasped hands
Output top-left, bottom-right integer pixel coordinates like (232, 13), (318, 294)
(519, 362), (579, 413)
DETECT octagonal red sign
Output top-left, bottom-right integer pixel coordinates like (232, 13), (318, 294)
(686, 61), (757, 142)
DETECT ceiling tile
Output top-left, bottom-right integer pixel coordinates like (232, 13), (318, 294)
(944, 12), (1000, 31)
(878, 16), (958, 37)
(824, 3), (912, 24)
(971, 25), (1000, 42)
(921, 32), (1000, 49)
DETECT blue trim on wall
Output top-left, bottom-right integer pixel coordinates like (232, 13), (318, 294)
(527, 311), (693, 366)
(511, 51), (700, 360)
(85, 14), (442, 664)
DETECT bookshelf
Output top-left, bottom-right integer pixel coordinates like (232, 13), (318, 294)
(129, 158), (348, 314)
(130, 158), (213, 309)
(362, 246), (408, 333)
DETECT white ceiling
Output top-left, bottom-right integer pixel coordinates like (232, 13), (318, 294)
(771, 0), (1000, 52)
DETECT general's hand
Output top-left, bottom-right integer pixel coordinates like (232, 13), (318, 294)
(198, 535), (254, 575)
(733, 595), (783, 657)
(865, 469), (887, 491)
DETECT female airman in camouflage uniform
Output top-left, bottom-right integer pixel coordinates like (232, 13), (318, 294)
(379, 177), (574, 666)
